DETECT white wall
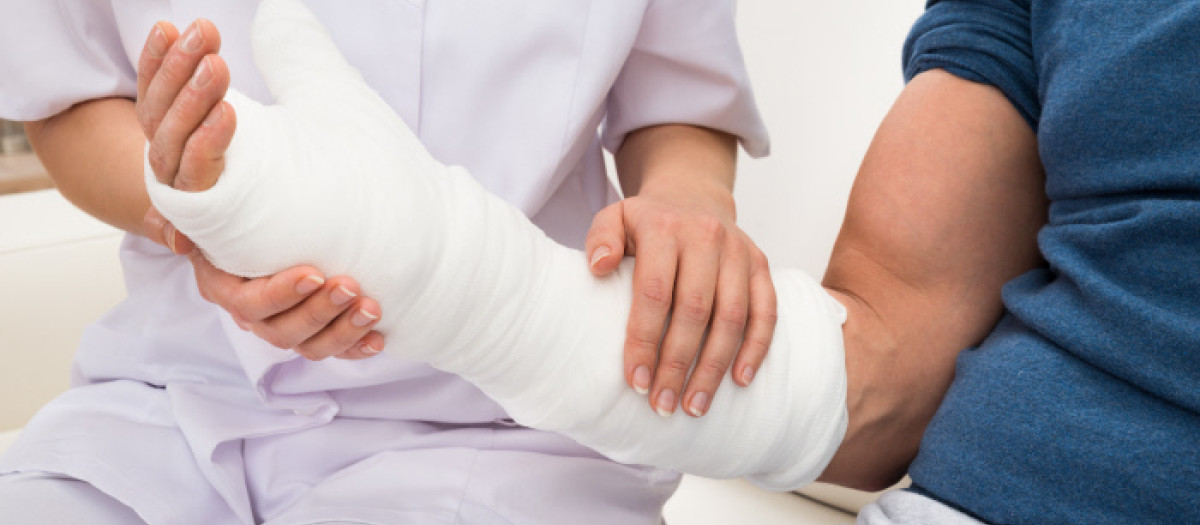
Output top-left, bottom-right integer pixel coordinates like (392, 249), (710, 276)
(733, 1), (926, 276)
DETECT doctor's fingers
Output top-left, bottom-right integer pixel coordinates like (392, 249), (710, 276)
(332, 330), (387, 361)
(648, 223), (724, 418)
(137, 19), (222, 145)
(623, 230), (678, 402)
(189, 253), (326, 323)
(253, 277), (368, 352)
(680, 238), (753, 418)
(294, 298), (385, 361)
(150, 54), (232, 189)
(731, 248), (775, 388)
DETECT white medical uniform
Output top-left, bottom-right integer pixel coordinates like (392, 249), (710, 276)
(0, 1), (768, 523)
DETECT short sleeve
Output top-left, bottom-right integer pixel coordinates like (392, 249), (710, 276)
(0, 1), (137, 121)
(903, 0), (1038, 129)
(602, 0), (769, 157)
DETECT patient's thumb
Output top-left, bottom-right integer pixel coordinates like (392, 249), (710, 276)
(250, 0), (368, 110)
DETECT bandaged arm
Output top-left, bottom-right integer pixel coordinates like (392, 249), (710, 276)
(147, 0), (844, 490)
(146, 0), (1046, 491)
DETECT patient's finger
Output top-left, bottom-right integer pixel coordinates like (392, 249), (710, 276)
(175, 98), (236, 192)
(153, 54), (231, 191)
(141, 19), (222, 180)
(137, 22), (180, 106)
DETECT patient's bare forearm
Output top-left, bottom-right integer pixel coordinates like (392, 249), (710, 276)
(817, 69), (1047, 490)
(24, 98), (150, 235)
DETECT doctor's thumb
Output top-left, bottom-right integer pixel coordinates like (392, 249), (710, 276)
(585, 201), (627, 276)
(144, 206), (197, 256)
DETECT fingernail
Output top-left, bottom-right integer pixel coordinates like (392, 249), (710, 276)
(163, 222), (178, 254)
(687, 392), (710, 417)
(294, 274), (324, 295)
(741, 365), (756, 385)
(351, 308), (378, 328)
(590, 246), (611, 268)
(361, 343), (381, 355)
(148, 26), (168, 58)
(655, 389), (676, 417)
(180, 24), (204, 53)
(201, 101), (223, 127)
(190, 56), (213, 89)
(632, 366), (651, 395)
(331, 285), (357, 306)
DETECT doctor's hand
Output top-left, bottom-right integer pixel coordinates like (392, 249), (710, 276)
(135, 19), (385, 361)
(587, 127), (776, 418)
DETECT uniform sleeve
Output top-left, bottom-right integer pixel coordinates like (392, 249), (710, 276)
(0, 1), (137, 121)
(602, 0), (769, 157)
(903, 0), (1039, 129)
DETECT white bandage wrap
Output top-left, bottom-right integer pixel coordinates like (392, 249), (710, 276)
(146, 0), (849, 490)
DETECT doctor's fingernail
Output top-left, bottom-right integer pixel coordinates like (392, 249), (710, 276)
(295, 274), (325, 295)
(590, 246), (611, 268)
(331, 285), (357, 306)
(180, 24), (204, 54)
(361, 342), (381, 355)
(190, 57), (213, 89)
(163, 223), (179, 254)
(148, 26), (168, 58)
(632, 366), (651, 395)
(351, 308), (378, 328)
(687, 392), (710, 417)
(740, 365), (756, 385)
(655, 389), (676, 417)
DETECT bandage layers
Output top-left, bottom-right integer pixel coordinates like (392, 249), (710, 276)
(146, 0), (848, 490)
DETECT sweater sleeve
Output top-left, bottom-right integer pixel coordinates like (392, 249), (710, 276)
(903, 0), (1039, 129)
(0, 1), (136, 121)
(602, 0), (770, 158)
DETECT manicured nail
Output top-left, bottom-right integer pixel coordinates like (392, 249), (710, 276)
(295, 274), (324, 295)
(687, 392), (710, 417)
(163, 222), (178, 254)
(590, 246), (611, 268)
(351, 308), (378, 328)
(190, 56), (213, 89)
(202, 101), (223, 127)
(330, 285), (357, 306)
(148, 26), (168, 58)
(632, 366), (651, 395)
(180, 24), (204, 53)
(655, 389), (676, 417)
(361, 343), (381, 355)
(741, 365), (756, 385)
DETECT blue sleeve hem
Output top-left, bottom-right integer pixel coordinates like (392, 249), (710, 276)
(902, 0), (1039, 131)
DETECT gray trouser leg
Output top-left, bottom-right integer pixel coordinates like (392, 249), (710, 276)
(858, 490), (985, 525)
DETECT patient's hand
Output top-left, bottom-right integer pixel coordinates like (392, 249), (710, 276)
(134, 18), (385, 360)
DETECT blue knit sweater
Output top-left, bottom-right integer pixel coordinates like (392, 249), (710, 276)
(902, 1), (1200, 523)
